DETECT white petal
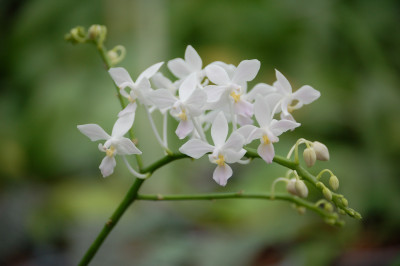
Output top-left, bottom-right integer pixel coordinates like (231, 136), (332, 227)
(232, 59), (260, 84)
(211, 112), (228, 147)
(237, 115), (254, 126)
(99, 156), (116, 177)
(77, 124), (110, 141)
(112, 113), (135, 138)
(223, 132), (245, 151)
(275, 69), (292, 94)
(247, 83), (276, 101)
(114, 138), (142, 155)
(175, 119), (194, 139)
(234, 99), (253, 117)
(168, 58), (191, 79)
(149, 89), (177, 110)
(213, 164), (233, 186)
(236, 125), (259, 144)
(205, 65), (231, 85)
(269, 119), (300, 136)
(118, 102), (137, 117)
(135, 78), (152, 105)
(224, 148), (246, 164)
(184, 45), (202, 71)
(185, 89), (207, 117)
(293, 85), (320, 105)
(136, 62), (164, 83)
(179, 73), (197, 102)
(257, 143), (275, 163)
(152, 72), (174, 90)
(254, 97), (272, 128)
(204, 85), (229, 103)
(179, 139), (214, 159)
(109, 67), (134, 88)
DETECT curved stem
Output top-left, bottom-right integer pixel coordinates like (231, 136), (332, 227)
(145, 106), (171, 153)
(137, 192), (342, 225)
(78, 178), (145, 266)
(122, 156), (149, 179)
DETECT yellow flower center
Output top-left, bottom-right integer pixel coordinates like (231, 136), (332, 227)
(287, 100), (299, 113)
(106, 146), (116, 157)
(127, 95), (136, 103)
(178, 109), (187, 121)
(215, 154), (225, 166)
(263, 135), (270, 144)
(230, 92), (241, 103)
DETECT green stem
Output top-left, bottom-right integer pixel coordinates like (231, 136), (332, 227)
(245, 148), (361, 219)
(78, 178), (145, 266)
(137, 192), (342, 226)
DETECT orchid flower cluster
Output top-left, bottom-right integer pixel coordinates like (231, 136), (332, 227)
(78, 45), (320, 186)
(66, 25), (361, 265)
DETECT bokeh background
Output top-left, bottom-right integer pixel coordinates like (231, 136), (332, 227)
(1, 0), (400, 265)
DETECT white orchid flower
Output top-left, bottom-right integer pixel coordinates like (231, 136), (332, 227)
(150, 73), (207, 139)
(238, 97), (300, 164)
(168, 45), (204, 82)
(204, 59), (260, 128)
(179, 112), (246, 186)
(108, 62), (164, 116)
(272, 70), (320, 121)
(77, 114), (141, 177)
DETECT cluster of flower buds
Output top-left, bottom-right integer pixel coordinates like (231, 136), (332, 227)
(78, 45), (321, 186)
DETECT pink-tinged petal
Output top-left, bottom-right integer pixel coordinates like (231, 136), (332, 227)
(77, 124), (110, 141)
(185, 45), (202, 71)
(237, 114), (253, 126)
(232, 59), (260, 84)
(236, 125), (259, 144)
(224, 148), (246, 164)
(179, 139), (214, 159)
(205, 64), (231, 85)
(99, 156), (116, 177)
(247, 83), (276, 101)
(270, 119), (300, 136)
(254, 97), (272, 128)
(293, 85), (320, 105)
(168, 58), (191, 79)
(136, 62), (164, 83)
(223, 132), (245, 151)
(179, 73), (197, 102)
(257, 142), (275, 163)
(211, 112), (228, 147)
(149, 89), (177, 110)
(114, 138), (142, 155)
(175, 119), (194, 139)
(234, 99), (253, 117)
(185, 89), (207, 117)
(204, 85), (229, 103)
(275, 69), (292, 94)
(112, 112), (135, 138)
(109, 67), (134, 88)
(213, 164), (233, 186)
(118, 102), (137, 117)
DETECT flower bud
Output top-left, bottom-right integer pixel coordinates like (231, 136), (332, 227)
(303, 147), (316, 167)
(341, 197), (348, 207)
(313, 141), (329, 161)
(322, 187), (332, 201)
(88, 25), (102, 40)
(297, 206), (306, 215)
(329, 175), (339, 191)
(324, 203), (334, 212)
(286, 178), (297, 195)
(295, 180), (309, 198)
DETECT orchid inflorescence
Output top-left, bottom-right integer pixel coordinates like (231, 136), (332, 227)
(66, 25), (361, 265)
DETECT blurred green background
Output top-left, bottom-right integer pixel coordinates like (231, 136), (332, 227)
(1, 0), (400, 265)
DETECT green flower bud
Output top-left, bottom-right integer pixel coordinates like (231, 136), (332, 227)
(323, 187), (332, 201)
(297, 206), (306, 215)
(324, 203), (334, 212)
(313, 141), (329, 161)
(329, 175), (339, 191)
(303, 147), (316, 167)
(341, 197), (348, 207)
